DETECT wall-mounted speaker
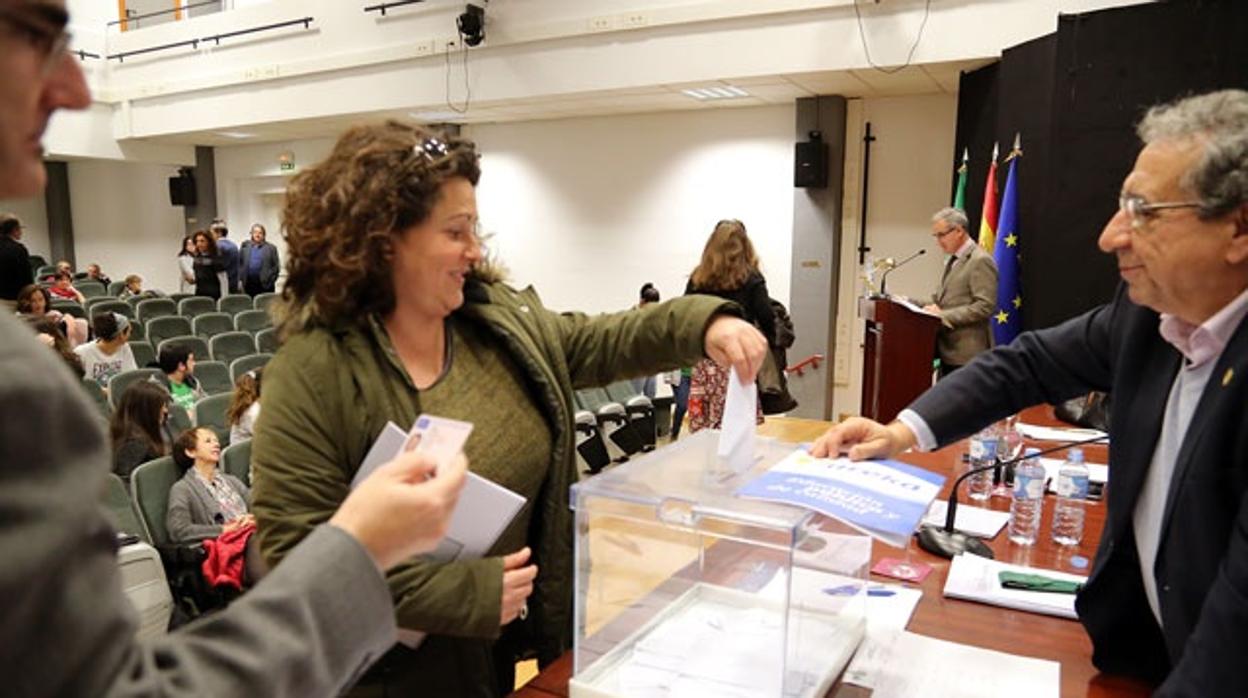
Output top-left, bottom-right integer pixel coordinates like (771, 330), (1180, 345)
(794, 132), (829, 188)
(169, 173), (196, 207)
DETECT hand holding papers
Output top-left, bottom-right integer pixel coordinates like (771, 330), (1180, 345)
(736, 450), (945, 547)
(351, 415), (527, 648)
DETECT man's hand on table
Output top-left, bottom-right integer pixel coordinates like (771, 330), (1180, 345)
(810, 417), (917, 461)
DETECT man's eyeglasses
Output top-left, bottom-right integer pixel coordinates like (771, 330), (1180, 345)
(931, 226), (958, 239)
(1118, 194), (1203, 230)
(0, 4), (73, 78)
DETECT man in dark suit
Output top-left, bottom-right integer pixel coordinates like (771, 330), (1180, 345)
(211, 219), (241, 294)
(814, 89), (1248, 696)
(0, 213), (33, 310)
(923, 206), (998, 377)
(0, 3), (466, 696)
(239, 222), (281, 295)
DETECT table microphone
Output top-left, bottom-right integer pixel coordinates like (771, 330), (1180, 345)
(915, 433), (1109, 560)
(879, 248), (925, 297)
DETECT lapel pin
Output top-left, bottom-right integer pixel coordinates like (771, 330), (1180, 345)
(1223, 368), (1234, 387)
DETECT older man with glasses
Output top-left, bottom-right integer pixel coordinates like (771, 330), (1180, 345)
(922, 206), (999, 378)
(814, 89), (1248, 696)
(0, 3), (469, 696)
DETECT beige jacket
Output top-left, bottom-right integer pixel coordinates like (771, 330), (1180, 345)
(933, 243), (998, 366)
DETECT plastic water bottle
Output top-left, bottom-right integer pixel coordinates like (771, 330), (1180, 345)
(966, 426), (998, 501)
(1051, 447), (1089, 546)
(1008, 448), (1046, 545)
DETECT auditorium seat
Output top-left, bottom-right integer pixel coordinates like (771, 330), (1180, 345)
(107, 280), (127, 296)
(193, 393), (232, 446)
(81, 376), (111, 421)
(233, 309), (271, 335)
(77, 280), (106, 299)
(192, 312), (233, 339)
(146, 316), (193, 348)
(194, 360), (232, 396)
(105, 473), (147, 542)
(217, 295), (252, 315)
(51, 300), (85, 319)
(209, 332), (256, 366)
(90, 299), (132, 319)
(130, 340), (156, 369)
(221, 438), (251, 488)
(253, 292), (279, 315)
(177, 296), (216, 319)
(605, 381), (657, 451)
(136, 298), (177, 324)
(108, 368), (162, 410)
(230, 353), (272, 382)
(255, 327), (279, 354)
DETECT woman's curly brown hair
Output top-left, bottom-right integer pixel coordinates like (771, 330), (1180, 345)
(276, 120), (481, 336)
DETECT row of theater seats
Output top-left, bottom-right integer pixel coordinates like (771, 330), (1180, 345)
(105, 439), (254, 627)
(573, 381), (668, 475)
(82, 352), (273, 441)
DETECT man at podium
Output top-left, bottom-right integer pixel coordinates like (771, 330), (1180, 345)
(922, 207), (998, 377)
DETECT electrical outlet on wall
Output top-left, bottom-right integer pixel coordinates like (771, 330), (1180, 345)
(413, 39), (436, 57)
(620, 12), (649, 27)
(587, 16), (614, 32)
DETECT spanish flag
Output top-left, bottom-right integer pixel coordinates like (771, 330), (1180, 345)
(977, 142), (1000, 253)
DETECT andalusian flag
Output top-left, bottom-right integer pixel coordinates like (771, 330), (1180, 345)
(953, 148), (969, 211)
(977, 142), (1000, 253)
(992, 135), (1023, 346)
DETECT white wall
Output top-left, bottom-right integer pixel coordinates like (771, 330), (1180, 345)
(0, 195), (51, 264)
(210, 106), (795, 314)
(831, 93), (958, 418)
(467, 106), (795, 313)
(67, 161), (188, 293)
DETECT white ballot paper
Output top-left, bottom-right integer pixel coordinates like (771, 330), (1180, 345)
(943, 552), (1085, 619)
(351, 416), (526, 649)
(921, 500), (1010, 539)
(1015, 422), (1108, 443)
(845, 630), (1060, 697)
(717, 366), (757, 474)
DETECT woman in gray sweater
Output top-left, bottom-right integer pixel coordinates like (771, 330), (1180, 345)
(167, 427), (252, 543)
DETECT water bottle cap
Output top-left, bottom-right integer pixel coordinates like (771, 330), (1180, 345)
(1067, 447), (1084, 463)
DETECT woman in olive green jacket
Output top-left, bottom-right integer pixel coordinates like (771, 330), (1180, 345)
(250, 121), (767, 697)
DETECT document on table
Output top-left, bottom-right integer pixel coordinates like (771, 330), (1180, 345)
(757, 567), (922, 635)
(943, 552), (1086, 619)
(845, 630), (1059, 697)
(717, 366), (757, 474)
(1038, 457), (1108, 492)
(922, 499), (1010, 539)
(1015, 422), (1108, 443)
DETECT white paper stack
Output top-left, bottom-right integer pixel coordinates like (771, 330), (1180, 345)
(921, 500), (1011, 539)
(942, 552), (1086, 619)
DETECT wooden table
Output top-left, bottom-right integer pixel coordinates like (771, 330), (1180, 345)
(512, 411), (1151, 697)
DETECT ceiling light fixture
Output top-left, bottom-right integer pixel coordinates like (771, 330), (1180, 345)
(680, 85), (750, 101)
(216, 131), (256, 139)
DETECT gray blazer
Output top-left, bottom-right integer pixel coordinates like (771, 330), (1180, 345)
(239, 240), (280, 289)
(933, 243), (998, 366)
(0, 311), (395, 697)
(166, 468), (251, 543)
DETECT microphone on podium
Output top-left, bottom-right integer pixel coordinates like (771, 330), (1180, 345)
(915, 433), (1109, 560)
(879, 248), (925, 297)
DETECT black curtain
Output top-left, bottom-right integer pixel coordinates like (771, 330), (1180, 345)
(954, 0), (1248, 330)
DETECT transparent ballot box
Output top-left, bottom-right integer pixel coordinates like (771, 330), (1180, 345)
(569, 430), (869, 698)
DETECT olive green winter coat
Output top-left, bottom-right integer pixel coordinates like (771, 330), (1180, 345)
(251, 277), (733, 696)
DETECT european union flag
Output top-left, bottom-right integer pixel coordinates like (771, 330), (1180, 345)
(992, 148), (1022, 345)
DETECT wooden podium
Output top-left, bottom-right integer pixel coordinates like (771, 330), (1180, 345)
(859, 296), (942, 423)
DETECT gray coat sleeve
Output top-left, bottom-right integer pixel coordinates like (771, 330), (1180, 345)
(0, 313), (396, 698)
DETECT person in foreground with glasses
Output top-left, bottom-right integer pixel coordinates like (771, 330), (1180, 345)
(250, 120), (767, 697)
(813, 89), (1248, 697)
(922, 206), (998, 378)
(0, 2), (469, 697)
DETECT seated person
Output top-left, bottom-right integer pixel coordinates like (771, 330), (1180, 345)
(117, 274), (143, 299)
(85, 263), (111, 287)
(157, 343), (204, 419)
(227, 368), (261, 444)
(110, 382), (170, 482)
(29, 317), (84, 378)
(75, 312), (137, 385)
(47, 270), (85, 303)
(17, 283), (88, 347)
(167, 427), (251, 544)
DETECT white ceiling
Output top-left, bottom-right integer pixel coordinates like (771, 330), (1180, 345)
(151, 58), (993, 146)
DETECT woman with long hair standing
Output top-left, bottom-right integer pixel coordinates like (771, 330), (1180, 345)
(191, 230), (225, 300)
(227, 368), (262, 444)
(684, 219), (776, 433)
(177, 235), (196, 294)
